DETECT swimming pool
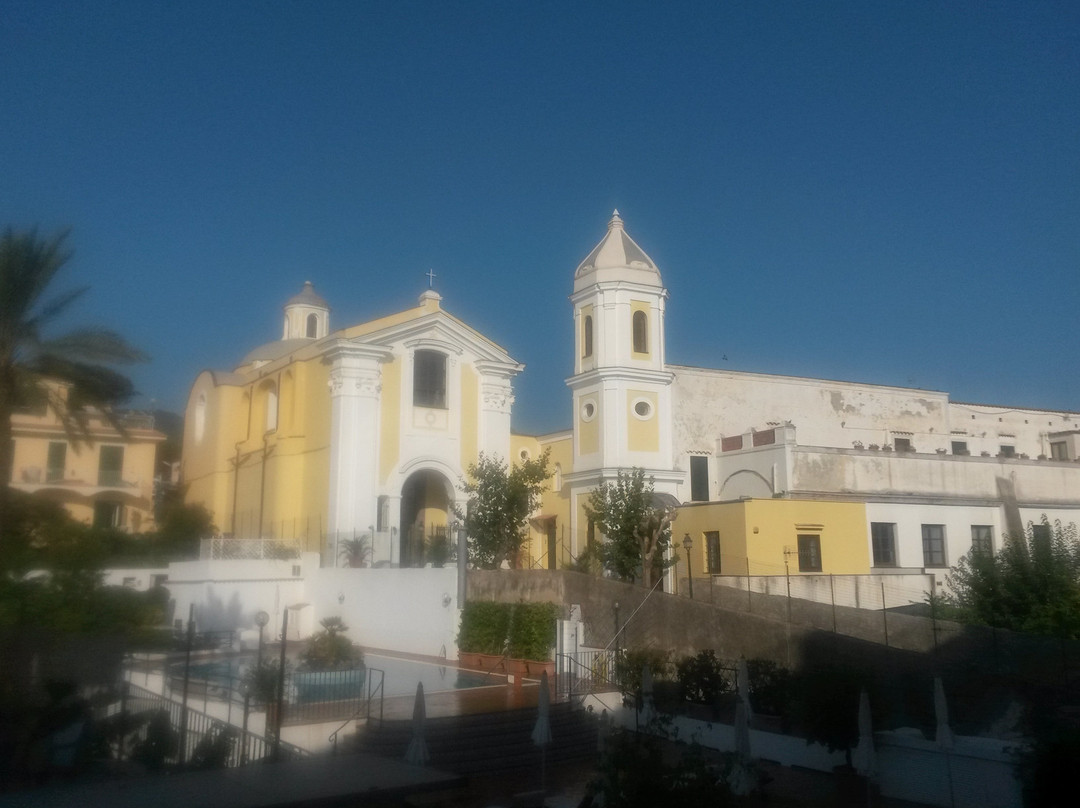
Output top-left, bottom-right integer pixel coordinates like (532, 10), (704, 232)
(169, 653), (500, 703)
(367, 654), (499, 698)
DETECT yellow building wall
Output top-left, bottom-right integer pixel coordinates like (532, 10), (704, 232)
(577, 396), (599, 455)
(674, 501), (750, 575)
(11, 404), (163, 533)
(626, 390), (659, 452)
(675, 498), (870, 578)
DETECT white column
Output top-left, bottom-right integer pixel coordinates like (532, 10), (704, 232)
(326, 343), (391, 553)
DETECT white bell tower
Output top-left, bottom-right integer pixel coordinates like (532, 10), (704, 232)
(566, 211), (678, 552)
(282, 281), (330, 340)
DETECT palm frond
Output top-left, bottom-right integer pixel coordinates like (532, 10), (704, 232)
(24, 286), (89, 333)
(39, 328), (149, 365)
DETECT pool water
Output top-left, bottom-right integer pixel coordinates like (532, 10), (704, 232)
(367, 654), (498, 698)
(170, 653), (499, 703)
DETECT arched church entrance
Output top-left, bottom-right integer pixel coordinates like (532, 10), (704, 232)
(399, 470), (453, 567)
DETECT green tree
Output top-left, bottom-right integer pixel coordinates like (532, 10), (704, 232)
(585, 468), (675, 588)
(0, 228), (147, 528)
(940, 516), (1080, 638)
(459, 450), (549, 569)
(299, 616), (362, 670)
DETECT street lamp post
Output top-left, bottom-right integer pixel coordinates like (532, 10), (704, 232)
(254, 610), (270, 668)
(683, 534), (694, 600)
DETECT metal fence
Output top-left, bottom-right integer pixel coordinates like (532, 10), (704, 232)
(199, 537), (302, 560)
(557, 649), (619, 700)
(113, 683), (309, 767)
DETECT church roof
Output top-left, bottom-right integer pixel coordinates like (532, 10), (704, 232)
(574, 210), (661, 280)
(285, 280), (329, 310)
(240, 338), (312, 366)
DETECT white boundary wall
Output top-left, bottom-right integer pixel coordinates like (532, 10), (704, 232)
(161, 557), (461, 659)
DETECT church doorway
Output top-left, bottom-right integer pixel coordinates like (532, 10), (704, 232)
(399, 470), (453, 567)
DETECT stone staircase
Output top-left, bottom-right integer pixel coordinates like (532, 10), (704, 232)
(351, 701), (600, 776)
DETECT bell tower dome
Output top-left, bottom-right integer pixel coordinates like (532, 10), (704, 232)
(283, 281), (330, 340)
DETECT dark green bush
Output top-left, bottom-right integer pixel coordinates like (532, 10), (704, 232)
(299, 616), (363, 670)
(745, 658), (794, 716)
(508, 602), (559, 660)
(457, 601), (559, 659)
(457, 602), (512, 654)
(676, 650), (731, 705)
(616, 648), (673, 697)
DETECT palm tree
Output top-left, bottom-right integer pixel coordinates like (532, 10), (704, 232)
(0, 228), (147, 527)
(338, 535), (372, 568)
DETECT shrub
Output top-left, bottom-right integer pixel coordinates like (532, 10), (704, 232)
(745, 658), (794, 717)
(616, 647), (673, 697)
(676, 650), (731, 705)
(508, 602), (559, 661)
(457, 602), (512, 655)
(299, 616), (362, 670)
(458, 601), (560, 659)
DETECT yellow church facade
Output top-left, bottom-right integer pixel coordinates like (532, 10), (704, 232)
(183, 285), (523, 564)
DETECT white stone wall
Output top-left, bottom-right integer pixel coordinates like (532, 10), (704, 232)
(308, 567), (460, 659)
(672, 365), (1078, 462)
(865, 502), (1007, 572)
(162, 557), (461, 659)
(790, 448), (1080, 503)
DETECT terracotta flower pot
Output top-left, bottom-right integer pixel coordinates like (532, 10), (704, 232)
(458, 651), (482, 670)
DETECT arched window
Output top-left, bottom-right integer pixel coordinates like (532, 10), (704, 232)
(264, 383), (278, 432)
(306, 313), (318, 338)
(632, 310), (648, 353)
(414, 350), (447, 408)
(583, 315), (593, 358)
(194, 393), (207, 442)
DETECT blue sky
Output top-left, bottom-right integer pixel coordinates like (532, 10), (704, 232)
(3, 1), (1078, 435)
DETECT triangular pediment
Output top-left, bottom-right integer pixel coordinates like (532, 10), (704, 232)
(354, 308), (521, 368)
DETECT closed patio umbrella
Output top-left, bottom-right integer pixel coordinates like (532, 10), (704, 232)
(404, 681), (430, 766)
(853, 688), (876, 778)
(935, 677), (954, 749)
(532, 671), (553, 793)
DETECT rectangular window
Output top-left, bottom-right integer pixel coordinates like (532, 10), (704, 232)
(98, 445), (124, 487)
(46, 441), (67, 482)
(1050, 441), (1068, 461)
(413, 350), (447, 408)
(971, 525), (993, 556)
(999, 445), (1016, 458)
(689, 456), (709, 502)
(871, 523), (897, 566)
(704, 531), (721, 574)
(894, 437), (912, 452)
(951, 441), (969, 455)
(797, 534), (822, 572)
(922, 524), (947, 567)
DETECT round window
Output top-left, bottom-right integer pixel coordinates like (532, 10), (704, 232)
(581, 401), (596, 421)
(519, 448), (531, 462)
(632, 398), (653, 420)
